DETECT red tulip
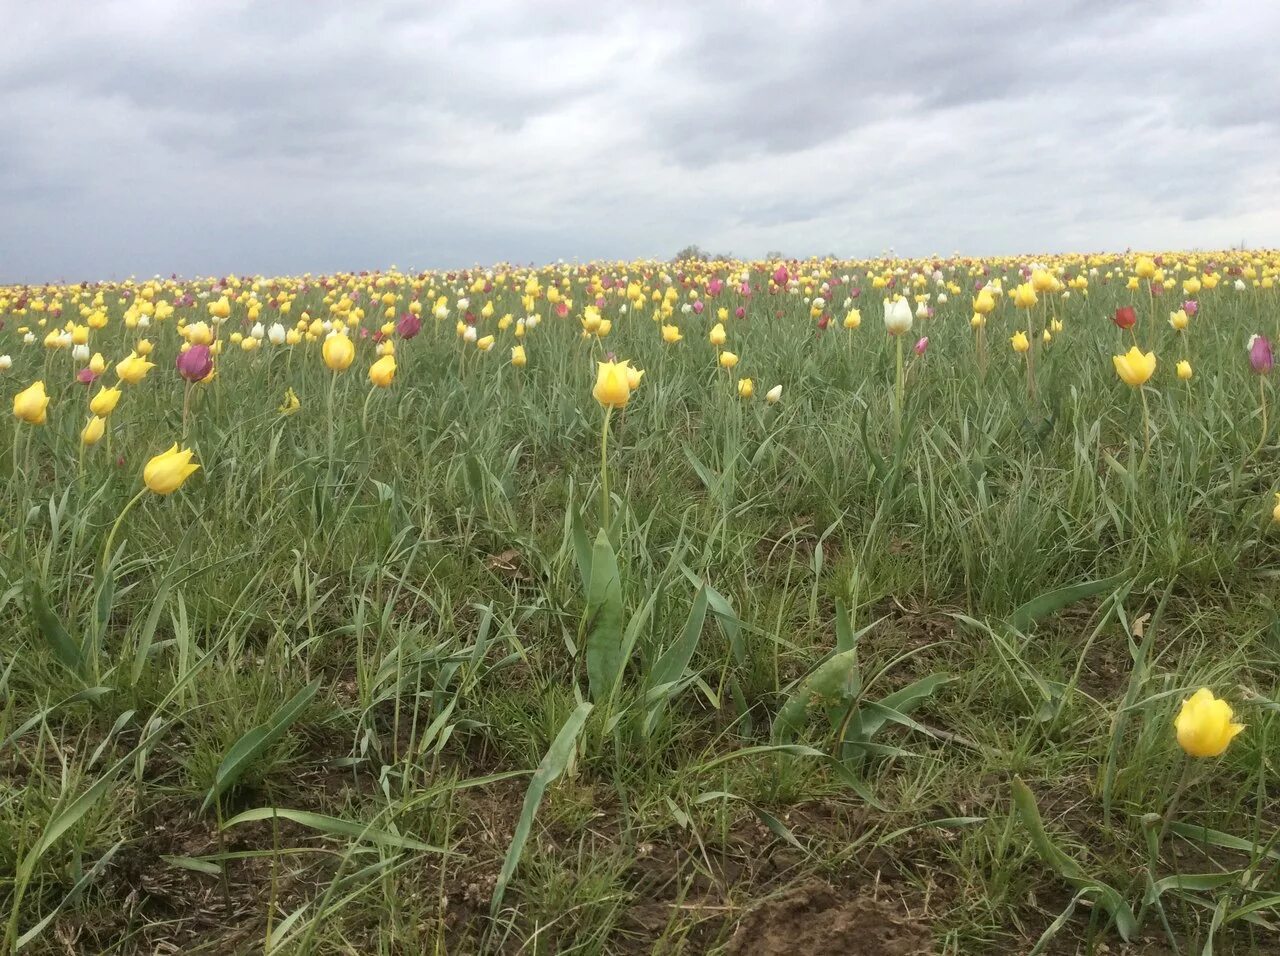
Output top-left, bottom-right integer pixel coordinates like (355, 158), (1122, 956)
(1113, 306), (1137, 330)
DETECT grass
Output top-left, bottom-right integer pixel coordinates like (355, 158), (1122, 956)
(1, 254), (1279, 953)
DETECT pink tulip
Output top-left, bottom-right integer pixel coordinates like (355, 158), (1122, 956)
(1249, 334), (1273, 374)
(914, 336), (929, 355)
(176, 344), (214, 382)
(1182, 300), (1198, 317)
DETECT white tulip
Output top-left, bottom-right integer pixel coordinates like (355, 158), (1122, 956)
(766, 384), (783, 404)
(250, 322), (265, 340)
(463, 326), (477, 343)
(72, 344), (90, 362)
(267, 322), (286, 345)
(884, 298), (913, 335)
(0, 355), (12, 369)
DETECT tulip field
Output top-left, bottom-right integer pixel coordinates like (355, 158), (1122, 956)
(4, 253), (1280, 954)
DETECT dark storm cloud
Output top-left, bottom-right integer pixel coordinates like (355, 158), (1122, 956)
(0, 0), (1276, 281)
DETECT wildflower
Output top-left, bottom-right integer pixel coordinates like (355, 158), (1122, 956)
(89, 385), (122, 417)
(369, 354), (396, 387)
(1010, 331), (1030, 353)
(176, 344), (214, 382)
(13, 380), (49, 424)
(738, 378), (754, 399)
(1113, 346), (1157, 387)
(143, 444), (200, 495)
(766, 384), (782, 404)
(1174, 688), (1244, 758)
(1176, 360), (1193, 380)
(592, 360), (632, 408)
(322, 333), (355, 371)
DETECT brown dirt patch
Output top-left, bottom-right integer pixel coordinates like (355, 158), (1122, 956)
(723, 880), (932, 956)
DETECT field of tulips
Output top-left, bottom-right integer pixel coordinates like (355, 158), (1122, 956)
(3, 252), (1280, 953)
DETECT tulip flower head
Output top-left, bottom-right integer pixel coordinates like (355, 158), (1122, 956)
(116, 352), (155, 384)
(176, 344), (214, 383)
(81, 415), (106, 446)
(13, 380), (49, 425)
(718, 350), (739, 369)
(1113, 346), (1157, 387)
(592, 359), (633, 408)
(709, 323), (727, 346)
(1169, 309), (1188, 331)
(1175, 688), (1244, 758)
(661, 324), (683, 344)
(1176, 360), (1193, 380)
(323, 332), (356, 371)
(738, 378), (754, 399)
(914, 336), (929, 356)
(143, 444), (200, 495)
(1013, 283), (1038, 309)
(1248, 334), (1273, 374)
(1113, 306), (1136, 330)
(368, 354), (396, 388)
(1273, 492), (1280, 524)
(1010, 331), (1030, 354)
(89, 385), (122, 417)
(883, 297), (913, 335)
(766, 384), (782, 404)
(510, 345), (527, 367)
(278, 387), (301, 416)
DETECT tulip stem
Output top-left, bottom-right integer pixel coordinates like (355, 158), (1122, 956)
(1140, 387), (1152, 466)
(1254, 378), (1268, 457)
(600, 405), (614, 534)
(181, 382), (193, 442)
(894, 335), (904, 439)
(325, 371), (338, 483)
(101, 487), (148, 571)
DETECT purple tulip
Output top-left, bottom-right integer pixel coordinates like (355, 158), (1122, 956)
(1248, 335), (1273, 374)
(177, 344), (214, 382)
(914, 336), (929, 355)
(1182, 300), (1198, 317)
(396, 312), (421, 339)
(692, 300), (704, 314)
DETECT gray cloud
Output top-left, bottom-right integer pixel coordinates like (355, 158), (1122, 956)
(0, 0), (1277, 281)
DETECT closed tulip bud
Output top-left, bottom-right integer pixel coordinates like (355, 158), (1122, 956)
(89, 352), (108, 373)
(13, 380), (49, 424)
(766, 384), (782, 404)
(476, 334), (495, 351)
(89, 385), (122, 417)
(718, 350), (739, 369)
(914, 336), (929, 355)
(267, 322), (287, 345)
(1169, 309), (1188, 331)
(709, 322), (727, 346)
(1248, 334), (1273, 373)
(1010, 331), (1030, 353)
(176, 344), (214, 382)
(1174, 688), (1243, 757)
(1113, 306), (1137, 329)
(369, 354), (396, 387)
(843, 309), (861, 329)
(81, 415), (106, 445)
(0, 355), (10, 370)
(510, 345), (527, 367)
(143, 444), (200, 495)
(250, 322), (265, 340)
(883, 297), (913, 335)
(738, 377), (754, 399)
(1176, 360), (1193, 380)
(1112, 346), (1157, 387)
(322, 333), (355, 371)
(592, 360), (632, 408)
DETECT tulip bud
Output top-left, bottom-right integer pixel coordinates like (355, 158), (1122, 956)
(765, 384), (782, 404)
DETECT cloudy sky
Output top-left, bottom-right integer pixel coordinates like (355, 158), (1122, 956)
(2, 0), (1277, 281)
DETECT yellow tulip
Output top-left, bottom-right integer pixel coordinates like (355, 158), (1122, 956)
(143, 444), (200, 495)
(1273, 492), (1280, 524)
(476, 335), (495, 352)
(278, 387), (301, 416)
(89, 385), (122, 417)
(973, 289), (996, 314)
(369, 354), (396, 388)
(81, 415), (106, 446)
(1013, 284), (1037, 309)
(738, 378), (754, 399)
(661, 324), (683, 343)
(13, 380), (49, 425)
(1135, 256), (1156, 279)
(592, 360), (632, 408)
(1176, 360), (1192, 380)
(1174, 688), (1244, 758)
(843, 309), (861, 329)
(116, 352), (155, 384)
(1112, 346), (1156, 387)
(1169, 309), (1188, 331)
(322, 333), (355, 371)
(1030, 269), (1055, 292)
(626, 365), (645, 390)
(1010, 331), (1030, 353)
(719, 350), (739, 369)
(709, 323), (727, 346)
(511, 345), (527, 367)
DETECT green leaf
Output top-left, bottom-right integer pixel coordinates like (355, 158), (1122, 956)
(1168, 821), (1280, 861)
(853, 673), (953, 741)
(28, 580), (84, 677)
(222, 807), (441, 852)
(1008, 573), (1127, 631)
(1145, 871), (1241, 905)
(772, 649), (860, 743)
(490, 701), (592, 918)
(203, 679), (320, 811)
(649, 586), (709, 691)
(583, 531), (625, 705)
(161, 854), (223, 876)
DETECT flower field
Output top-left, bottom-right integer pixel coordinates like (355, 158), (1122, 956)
(2, 252), (1280, 953)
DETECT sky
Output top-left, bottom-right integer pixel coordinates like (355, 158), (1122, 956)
(2, 0), (1278, 282)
